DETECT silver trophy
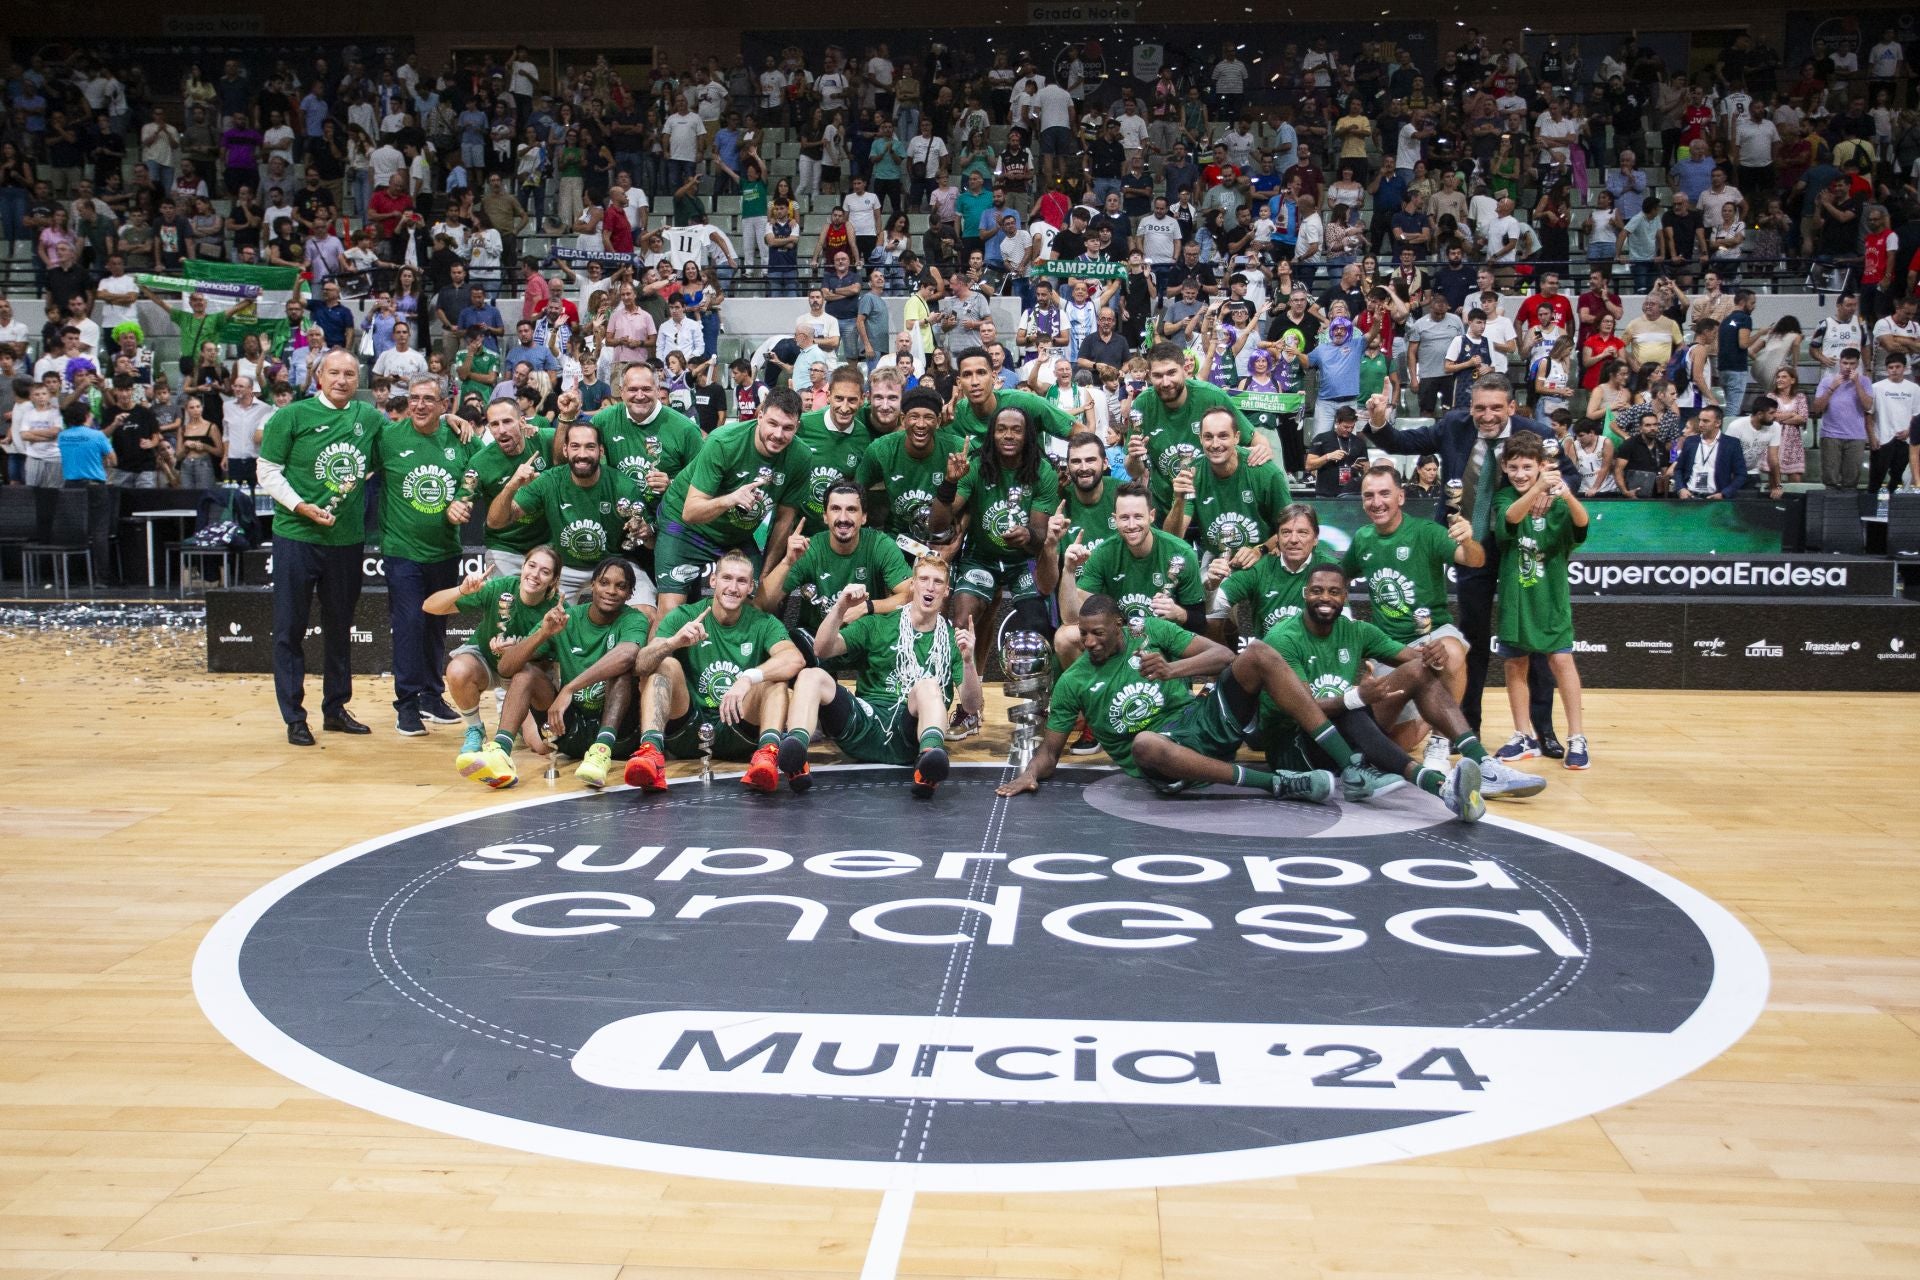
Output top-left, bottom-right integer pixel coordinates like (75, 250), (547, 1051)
(697, 720), (716, 784)
(1542, 435), (1562, 460)
(999, 630), (1053, 771)
(319, 477), (358, 516)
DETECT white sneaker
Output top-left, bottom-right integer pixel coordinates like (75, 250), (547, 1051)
(1480, 757), (1548, 799)
(1422, 734), (1452, 771)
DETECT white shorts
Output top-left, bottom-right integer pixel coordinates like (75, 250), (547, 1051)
(1369, 624), (1466, 726)
(449, 644), (507, 692)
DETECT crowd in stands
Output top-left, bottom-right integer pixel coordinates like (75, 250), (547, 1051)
(4, 29), (1920, 505)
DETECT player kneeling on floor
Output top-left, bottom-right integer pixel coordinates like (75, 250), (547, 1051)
(1258, 564), (1498, 820)
(996, 593), (1352, 803)
(779, 558), (985, 798)
(426, 543), (565, 786)
(623, 550), (804, 794)
(471, 557), (653, 790)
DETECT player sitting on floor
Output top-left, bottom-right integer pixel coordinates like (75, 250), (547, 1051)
(427, 543), (564, 787)
(779, 557), (984, 797)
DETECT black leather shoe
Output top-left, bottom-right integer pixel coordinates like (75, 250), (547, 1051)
(1539, 731), (1566, 760)
(287, 721), (316, 747)
(323, 710), (372, 735)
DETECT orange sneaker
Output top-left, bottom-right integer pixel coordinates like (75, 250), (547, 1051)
(622, 742), (668, 792)
(742, 743), (781, 792)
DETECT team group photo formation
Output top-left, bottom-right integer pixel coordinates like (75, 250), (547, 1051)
(2, 7), (1917, 1278)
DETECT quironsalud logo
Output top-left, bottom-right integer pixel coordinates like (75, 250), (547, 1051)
(196, 766), (1768, 1193)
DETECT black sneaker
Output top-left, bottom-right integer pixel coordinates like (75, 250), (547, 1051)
(418, 696), (463, 725)
(1539, 731), (1566, 760)
(1067, 716), (1099, 755)
(395, 705), (428, 737)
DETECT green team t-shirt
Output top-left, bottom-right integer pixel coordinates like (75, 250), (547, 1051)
(466, 429), (555, 553)
(1262, 613), (1405, 738)
(511, 464), (647, 570)
(1221, 550), (1339, 633)
(657, 601), (791, 711)
(1492, 489), (1587, 654)
(838, 609), (963, 707)
(1128, 379), (1256, 511)
(1076, 528), (1205, 621)
(1341, 514), (1460, 643)
(455, 574), (562, 674)
(741, 178), (769, 219)
(376, 418), (472, 563)
(1061, 478), (1119, 554)
(259, 395), (388, 546)
(856, 427), (966, 541)
(954, 455), (1059, 565)
(531, 601), (653, 711)
(1185, 452), (1292, 556)
(948, 387), (1075, 442)
(590, 402), (705, 508)
(1045, 616), (1196, 775)
(458, 347), (500, 404)
(785, 528), (913, 629)
(795, 406), (878, 532)
(659, 420), (814, 546)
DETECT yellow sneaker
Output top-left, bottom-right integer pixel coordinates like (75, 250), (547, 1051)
(575, 742), (613, 789)
(458, 743), (518, 789)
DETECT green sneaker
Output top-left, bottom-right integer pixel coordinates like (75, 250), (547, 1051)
(1270, 769), (1335, 804)
(575, 742), (614, 789)
(1341, 765), (1408, 803)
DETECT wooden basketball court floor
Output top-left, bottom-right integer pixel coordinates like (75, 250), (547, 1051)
(2, 623), (1917, 1280)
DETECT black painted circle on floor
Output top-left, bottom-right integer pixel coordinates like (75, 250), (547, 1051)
(196, 765), (1767, 1191)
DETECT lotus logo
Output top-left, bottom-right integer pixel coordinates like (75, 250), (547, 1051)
(1744, 639), (1783, 658)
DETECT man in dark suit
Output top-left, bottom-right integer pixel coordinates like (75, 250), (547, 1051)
(1669, 406), (1746, 499)
(1360, 373), (1576, 758)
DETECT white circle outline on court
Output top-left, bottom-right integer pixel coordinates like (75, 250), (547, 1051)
(194, 764), (1771, 1193)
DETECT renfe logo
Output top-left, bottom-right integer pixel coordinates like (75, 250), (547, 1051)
(195, 766), (1767, 1192)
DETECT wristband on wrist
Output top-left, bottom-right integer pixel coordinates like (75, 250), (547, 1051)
(1341, 686), (1368, 712)
(935, 478), (958, 503)
(744, 667), (766, 685)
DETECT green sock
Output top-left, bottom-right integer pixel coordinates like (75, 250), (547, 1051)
(491, 730), (515, 754)
(1311, 723), (1362, 769)
(1232, 764), (1278, 791)
(641, 729), (666, 752)
(1452, 733), (1489, 764)
(595, 726), (617, 748)
(758, 728), (780, 749)
(787, 727), (811, 748)
(919, 727), (945, 752)
(457, 704), (485, 732)
(1414, 766), (1447, 796)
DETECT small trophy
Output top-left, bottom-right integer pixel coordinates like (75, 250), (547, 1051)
(1415, 607), (1433, 636)
(895, 534), (934, 560)
(697, 720), (716, 784)
(1444, 477), (1465, 517)
(320, 477), (358, 516)
(1128, 614), (1147, 639)
(459, 468), (480, 501)
(615, 498), (651, 549)
(1167, 554), (1187, 582)
(1542, 435), (1562, 460)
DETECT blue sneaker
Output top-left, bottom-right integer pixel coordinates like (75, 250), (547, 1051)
(458, 725), (484, 758)
(1563, 734), (1591, 770)
(1494, 732), (1540, 762)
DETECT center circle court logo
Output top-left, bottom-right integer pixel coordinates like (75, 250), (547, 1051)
(195, 765), (1767, 1193)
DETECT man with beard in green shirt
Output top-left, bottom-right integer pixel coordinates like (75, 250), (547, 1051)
(779, 558), (985, 796)
(491, 419), (650, 602)
(948, 346), (1076, 442)
(653, 387), (813, 613)
(589, 362), (705, 513)
(423, 544), (564, 785)
(996, 593), (1350, 800)
(1056, 480), (1204, 666)
(758, 481), (912, 643)
(378, 374), (479, 737)
(1056, 429), (1119, 552)
(1126, 341), (1272, 513)
(857, 385), (964, 544)
(463, 398), (555, 577)
(1163, 406), (1291, 637)
(794, 364), (879, 533)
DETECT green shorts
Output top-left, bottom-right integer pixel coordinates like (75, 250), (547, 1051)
(553, 703), (639, 759)
(952, 556), (1040, 604)
(1258, 720), (1317, 773)
(823, 687), (920, 766)
(664, 706), (763, 761)
(1139, 678), (1259, 794)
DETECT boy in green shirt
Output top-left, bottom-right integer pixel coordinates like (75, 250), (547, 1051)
(1491, 430), (1591, 770)
(472, 557), (653, 790)
(624, 550), (806, 794)
(425, 546), (564, 784)
(778, 558), (985, 796)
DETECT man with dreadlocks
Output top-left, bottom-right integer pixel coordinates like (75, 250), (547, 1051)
(777, 557), (984, 797)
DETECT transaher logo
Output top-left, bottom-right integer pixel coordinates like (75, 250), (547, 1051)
(196, 766), (1768, 1192)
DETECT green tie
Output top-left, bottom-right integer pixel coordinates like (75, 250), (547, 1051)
(1468, 437), (1501, 543)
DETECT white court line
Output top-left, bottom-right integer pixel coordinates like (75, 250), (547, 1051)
(860, 1188), (916, 1280)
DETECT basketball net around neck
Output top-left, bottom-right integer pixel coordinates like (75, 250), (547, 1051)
(896, 607), (951, 694)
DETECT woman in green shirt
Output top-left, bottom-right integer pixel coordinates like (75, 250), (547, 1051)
(426, 544), (564, 779)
